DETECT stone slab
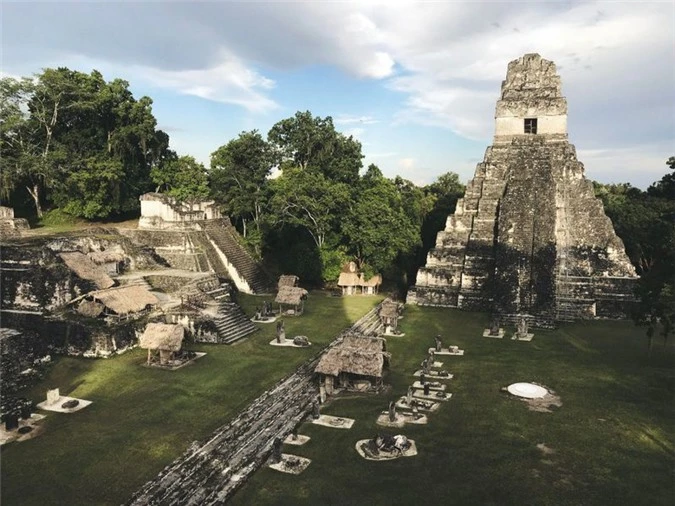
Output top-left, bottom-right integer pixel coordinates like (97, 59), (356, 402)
(37, 396), (92, 413)
(511, 333), (535, 342)
(483, 329), (505, 338)
(355, 439), (418, 461)
(412, 381), (446, 391)
(311, 414), (354, 429)
(0, 413), (46, 445)
(413, 370), (453, 380)
(144, 352), (207, 371)
(376, 412), (428, 428)
(427, 347), (464, 356)
(268, 454), (311, 475)
(413, 390), (452, 402)
(395, 397), (440, 412)
(269, 339), (312, 348)
(251, 315), (279, 324)
(283, 434), (310, 446)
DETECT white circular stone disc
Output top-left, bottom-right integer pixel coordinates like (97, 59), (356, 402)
(507, 382), (548, 399)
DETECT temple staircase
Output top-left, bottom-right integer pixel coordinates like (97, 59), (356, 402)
(210, 301), (258, 345)
(201, 221), (274, 295)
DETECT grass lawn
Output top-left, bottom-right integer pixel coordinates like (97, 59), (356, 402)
(0, 292), (382, 506)
(231, 306), (675, 506)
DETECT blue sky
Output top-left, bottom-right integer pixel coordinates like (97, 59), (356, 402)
(2, 1), (673, 187)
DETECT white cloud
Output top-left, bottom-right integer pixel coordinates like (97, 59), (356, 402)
(139, 52), (278, 113)
(2, 1), (672, 186)
(334, 115), (379, 125)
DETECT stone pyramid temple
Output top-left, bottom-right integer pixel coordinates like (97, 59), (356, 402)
(408, 54), (637, 325)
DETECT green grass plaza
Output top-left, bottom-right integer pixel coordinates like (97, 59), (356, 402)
(2, 293), (673, 506)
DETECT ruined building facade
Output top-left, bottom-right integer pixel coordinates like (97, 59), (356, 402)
(408, 54), (637, 324)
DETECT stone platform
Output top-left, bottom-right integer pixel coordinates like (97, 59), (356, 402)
(268, 454), (311, 475)
(311, 414), (354, 429)
(355, 439), (418, 461)
(376, 412), (428, 428)
(37, 396), (92, 413)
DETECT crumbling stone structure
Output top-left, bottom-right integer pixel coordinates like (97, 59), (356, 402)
(409, 54), (637, 325)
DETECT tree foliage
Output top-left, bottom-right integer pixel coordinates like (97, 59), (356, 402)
(151, 155), (210, 204)
(343, 170), (423, 274)
(0, 68), (171, 219)
(594, 163), (675, 353)
(267, 110), (363, 184)
(268, 167), (350, 249)
(210, 130), (276, 240)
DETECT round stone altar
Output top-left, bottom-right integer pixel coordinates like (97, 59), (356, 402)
(507, 382), (548, 399)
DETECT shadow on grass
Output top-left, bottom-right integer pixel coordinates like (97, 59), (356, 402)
(230, 306), (675, 506)
(0, 291), (380, 506)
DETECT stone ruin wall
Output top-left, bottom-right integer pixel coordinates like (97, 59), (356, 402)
(0, 233), (159, 358)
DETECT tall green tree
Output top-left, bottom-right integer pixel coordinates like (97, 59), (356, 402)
(210, 130), (276, 239)
(0, 68), (170, 219)
(343, 170), (422, 273)
(151, 155), (210, 204)
(267, 111), (363, 184)
(268, 167), (350, 249)
(421, 171), (465, 253)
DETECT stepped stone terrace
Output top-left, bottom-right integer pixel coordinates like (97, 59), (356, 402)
(408, 53), (637, 325)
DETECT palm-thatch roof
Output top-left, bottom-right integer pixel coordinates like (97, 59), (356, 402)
(361, 274), (382, 287)
(77, 300), (105, 318)
(315, 334), (387, 378)
(88, 251), (125, 264)
(278, 274), (299, 289)
(90, 285), (158, 315)
(378, 301), (399, 319)
(338, 272), (361, 287)
(59, 252), (114, 289)
(139, 323), (184, 351)
(275, 286), (308, 306)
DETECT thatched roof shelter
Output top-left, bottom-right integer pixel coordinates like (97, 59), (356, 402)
(139, 323), (184, 351)
(77, 300), (105, 318)
(275, 286), (308, 306)
(278, 274), (299, 289)
(362, 274), (382, 287)
(338, 272), (361, 287)
(90, 285), (158, 315)
(315, 334), (388, 378)
(88, 251), (125, 265)
(59, 251), (114, 289)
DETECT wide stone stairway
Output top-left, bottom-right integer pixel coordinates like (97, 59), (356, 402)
(202, 221), (274, 294)
(210, 301), (258, 345)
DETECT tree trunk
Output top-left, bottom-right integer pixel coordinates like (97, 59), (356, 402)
(242, 218), (247, 238)
(26, 184), (43, 218)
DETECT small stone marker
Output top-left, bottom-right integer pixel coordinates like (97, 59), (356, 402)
(272, 437), (282, 464)
(46, 389), (60, 405)
(388, 401), (396, 422)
